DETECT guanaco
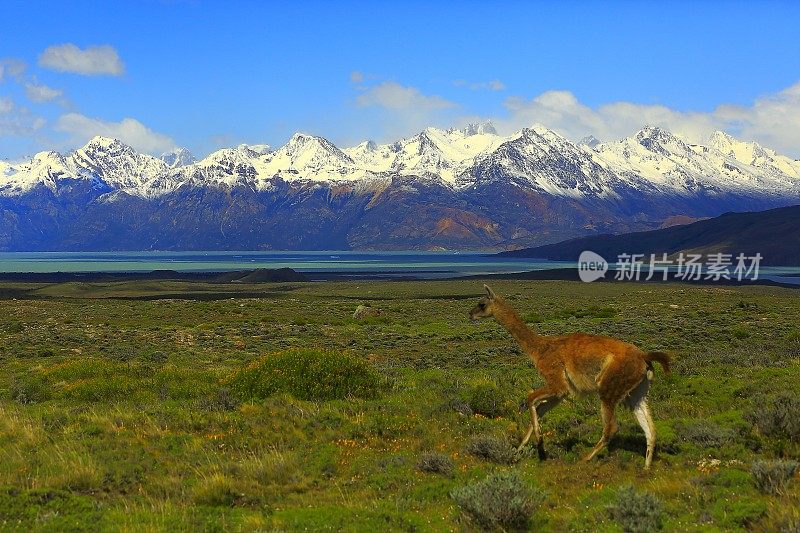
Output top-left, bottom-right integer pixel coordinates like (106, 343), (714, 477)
(469, 285), (670, 469)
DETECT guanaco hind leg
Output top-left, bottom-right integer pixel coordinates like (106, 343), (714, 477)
(582, 402), (618, 463)
(626, 370), (656, 469)
(632, 399), (656, 469)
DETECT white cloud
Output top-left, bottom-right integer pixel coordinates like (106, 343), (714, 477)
(715, 82), (800, 156)
(0, 97), (46, 136)
(353, 81), (459, 141)
(496, 90), (723, 143)
(25, 82), (63, 103)
(55, 113), (174, 153)
(492, 81), (800, 156)
(356, 81), (455, 111)
(488, 80), (505, 91)
(0, 58), (27, 82)
(350, 70), (365, 83)
(454, 79), (506, 91)
(38, 44), (125, 76)
(0, 59), (64, 106)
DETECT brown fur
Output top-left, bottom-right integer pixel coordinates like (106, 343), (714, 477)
(470, 284), (670, 469)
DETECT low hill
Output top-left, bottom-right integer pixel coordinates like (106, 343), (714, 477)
(500, 205), (800, 266)
(217, 268), (308, 283)
(0, 268), (308, 284)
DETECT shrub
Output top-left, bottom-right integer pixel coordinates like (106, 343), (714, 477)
(55, 455), (104, 493)
(416, 452), (454, 476)
(142, 350), (168, 366)
(558, 306), (617, 320)
(199, 387), (239, 412)
(193, 474), (240, 506)
(745, 394), (800, 441)
(730, 325), (751, 340)
(750, 460), (798, 495)
(5, 321), (23, 334)
(227, 349), (382, 402)
(0, 488), (100, 529)
(446, 397), (473, 416)
(676, 421), (735, 448)
(702, 468), (751, 490)
(711, 497), (767, 529)
(608, 485), (664, 533)
(762, 505), (800, 532)
(522, 312), (544, 324)
(106, 346), (139, 364)
(60, 375), (134, 402)
(43, 358), (120, 381)
(787, 329), (800, 342)
(10, 374), (51, 404)
(468, 382), (509, 418)
(242, 450), (303, 486)
(451, 471), (545, 531)
(466, 435), (517, 465)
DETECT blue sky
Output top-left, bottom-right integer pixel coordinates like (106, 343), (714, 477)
(2, 0), (800, 158)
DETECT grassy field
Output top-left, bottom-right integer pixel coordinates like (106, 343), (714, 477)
(0, 279), (798, 531)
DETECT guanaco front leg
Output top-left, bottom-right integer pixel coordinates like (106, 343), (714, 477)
(518, 403), (540, 454)
(517, 388), (563, 457)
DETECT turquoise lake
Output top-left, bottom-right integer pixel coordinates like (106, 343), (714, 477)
(0, 251), (570, 278)
(0, 251), (797, 283)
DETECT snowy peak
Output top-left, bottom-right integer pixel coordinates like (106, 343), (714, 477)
(706, 130), (800, 178)
(240, 144), (271, 156)
(354, 140), (378, 152)
(68, 136), (170, 195)
(457, 121), (498, 136)
(256, 132), (359, 182)
(0, 151), (70, 195)
(633, 126), (693, 157)
(344, 123), (512, 183)
(579, 135), (601, 149)
(387, 124), (510, 181)
(73, 136), (144, 167)
(279, 133), (353, 165)
(83, 135), (131, 152)
(593, 126), (800, 197)
(463, 123), (621, 196)
(708, 130), (736, 149)
(176, 146), (261, 189)
(161, 147), (196, 168)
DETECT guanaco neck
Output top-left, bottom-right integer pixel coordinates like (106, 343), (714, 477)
(492, 298), (545, 363)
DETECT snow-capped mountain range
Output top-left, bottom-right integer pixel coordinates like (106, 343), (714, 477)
(3, 122), (799, 200)
(1, 123), (799, 251)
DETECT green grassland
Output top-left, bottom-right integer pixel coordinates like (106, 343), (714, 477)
(0, 279), (798, 531)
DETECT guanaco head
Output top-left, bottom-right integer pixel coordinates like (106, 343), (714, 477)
(469, 284), (498, 321)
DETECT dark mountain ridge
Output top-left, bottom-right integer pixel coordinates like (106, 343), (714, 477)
(500, 205), (800, 266)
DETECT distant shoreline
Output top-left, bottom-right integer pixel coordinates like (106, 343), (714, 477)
(0, 267), (796, 289)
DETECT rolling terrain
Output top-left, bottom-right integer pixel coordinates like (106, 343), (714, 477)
(0, 279), (798, 530)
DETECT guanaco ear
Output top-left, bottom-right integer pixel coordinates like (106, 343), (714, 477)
(483, 284), (496, 299)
